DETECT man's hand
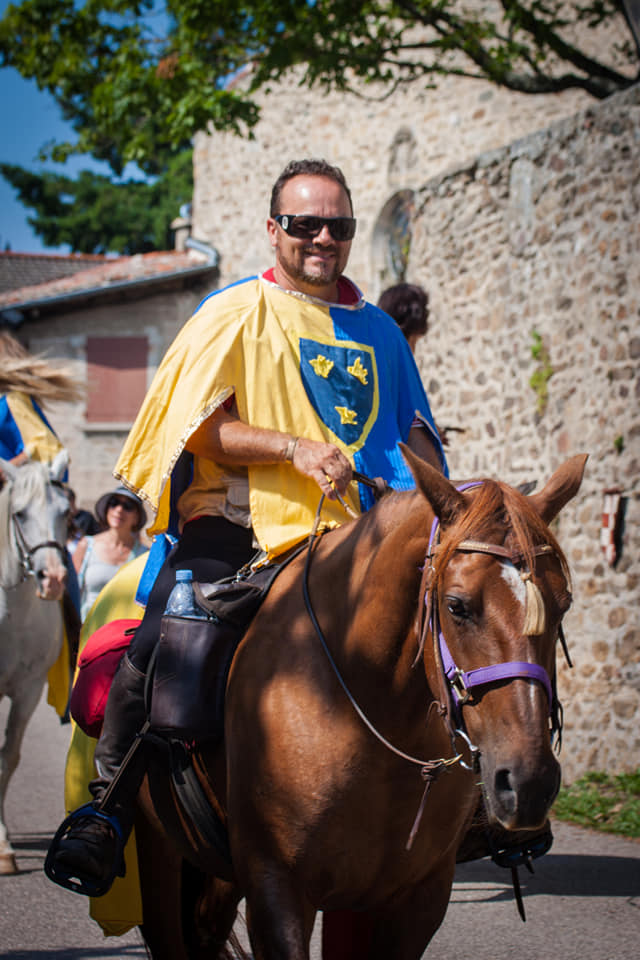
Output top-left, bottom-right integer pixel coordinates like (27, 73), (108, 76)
(185, 406), (352, 499)
(289, 437), (352, 499)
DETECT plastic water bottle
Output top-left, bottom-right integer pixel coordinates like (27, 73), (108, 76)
(163, 569), (207, 619)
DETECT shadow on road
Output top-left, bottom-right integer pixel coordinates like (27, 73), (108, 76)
(10, 832), (52, 853)
(455, 850), (640, 904)
(3, 951), (146, 959)
(0, 832), (51, 877)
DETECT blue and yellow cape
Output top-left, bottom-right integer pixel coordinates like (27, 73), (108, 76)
(116, 274), (446, 557)
(0, 391), (66, 467)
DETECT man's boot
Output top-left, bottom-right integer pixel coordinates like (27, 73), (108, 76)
(45, 654), (148, 896)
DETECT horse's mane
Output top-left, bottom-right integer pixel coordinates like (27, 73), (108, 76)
(434, 479), (570, 589)
(0, 462), (49, 584)
(0, 356), (81, 405)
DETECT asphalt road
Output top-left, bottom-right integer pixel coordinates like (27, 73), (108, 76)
(1, 692), (638, 959)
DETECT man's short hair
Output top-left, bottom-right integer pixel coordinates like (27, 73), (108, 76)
(270, 159), (353, 216)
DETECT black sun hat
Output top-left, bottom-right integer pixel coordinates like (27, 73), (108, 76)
(94, 485), (146, 532)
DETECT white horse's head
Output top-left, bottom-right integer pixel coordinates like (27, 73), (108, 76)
(0, 451), (70, 600)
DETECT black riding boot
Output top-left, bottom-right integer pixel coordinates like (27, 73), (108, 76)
(47, 654), (148, 896)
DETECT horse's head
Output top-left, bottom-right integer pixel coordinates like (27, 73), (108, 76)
(0, 451), (70, 600)
(403, 446), (587, 832)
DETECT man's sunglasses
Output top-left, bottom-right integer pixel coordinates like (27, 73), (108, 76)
(107, 497), (137, 512)
(275, 215), (356, 242)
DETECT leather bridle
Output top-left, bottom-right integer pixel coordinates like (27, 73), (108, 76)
(3, 478), (68, 589)
(419, 482), (566, 770)
(302, 479), (570, 850)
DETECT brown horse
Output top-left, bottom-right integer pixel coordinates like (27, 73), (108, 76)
(135, 448), (587, 959)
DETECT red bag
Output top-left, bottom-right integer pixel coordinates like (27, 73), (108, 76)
(69, 618), (141, 738)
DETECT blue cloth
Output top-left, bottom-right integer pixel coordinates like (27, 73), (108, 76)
(323, 299), (448, 511)
(0, 395), (24, 460)
(127, 277), (447, 594)
(135, 534), (176, 608)
(0, 394), (68, 481)
(134, 448), (190, 607)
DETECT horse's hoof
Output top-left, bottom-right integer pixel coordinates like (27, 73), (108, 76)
(0, 853), (18, 875)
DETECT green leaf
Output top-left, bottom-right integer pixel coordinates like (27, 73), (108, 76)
(0, 1), (636, 178)
(0, 149), (193, 254)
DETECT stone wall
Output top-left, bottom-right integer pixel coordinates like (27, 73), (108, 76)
(192, 15), (631, 303)
(189, 18), (637, 781)
(409, 84), (640, 782)
(193, 74), (594, 297)
(193, 70), (639, 780)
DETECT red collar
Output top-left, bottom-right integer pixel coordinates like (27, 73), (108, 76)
(261, 269), (360, 306)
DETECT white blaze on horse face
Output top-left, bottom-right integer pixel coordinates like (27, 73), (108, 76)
(500, 561), (526, 612)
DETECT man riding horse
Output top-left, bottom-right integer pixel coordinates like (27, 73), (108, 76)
(47, 158), (449, 896)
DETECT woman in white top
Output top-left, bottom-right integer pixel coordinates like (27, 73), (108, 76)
(74, 485), (147, 621)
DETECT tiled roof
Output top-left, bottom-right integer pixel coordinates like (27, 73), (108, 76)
(0, 250), (215, 309)
(0, 252), (111, 295)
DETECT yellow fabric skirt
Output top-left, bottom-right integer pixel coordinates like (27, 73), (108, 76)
(46, 608), (70, 719)
(63, 553), (148, 936)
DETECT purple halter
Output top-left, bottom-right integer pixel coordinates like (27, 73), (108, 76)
(426, 482), (555, 722)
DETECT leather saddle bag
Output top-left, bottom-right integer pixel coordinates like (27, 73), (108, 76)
(149, 544), (305, 740)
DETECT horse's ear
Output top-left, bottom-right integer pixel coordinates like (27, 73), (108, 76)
(49, 449), (69, 483)
(399, 443), (465, 527)
(528, 454), (588, 525)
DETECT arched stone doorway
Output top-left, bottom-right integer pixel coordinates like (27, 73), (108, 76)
(370, 189), (415, 300)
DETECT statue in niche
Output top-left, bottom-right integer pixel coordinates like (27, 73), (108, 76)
(388, 127), (417, 187)
(372, 190), (414, 294)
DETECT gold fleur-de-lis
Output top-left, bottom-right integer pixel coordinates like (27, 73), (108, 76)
(347, 356), (368, 385)
(335, 406), (358, 425)
(309, 355), (334, 378)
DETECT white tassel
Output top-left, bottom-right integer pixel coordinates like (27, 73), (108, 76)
(521, 572), (546, 635)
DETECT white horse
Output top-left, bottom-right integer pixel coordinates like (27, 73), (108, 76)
(0, 451), (70, 874)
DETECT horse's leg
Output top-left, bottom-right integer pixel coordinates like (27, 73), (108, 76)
(321, 911), (375, 960)
(182, 864), (244, 960)
(366, 861), (456, 960)
(244, 871), (316, 960)
(0, 685), (43, 874)
(136, 808), (191, 960)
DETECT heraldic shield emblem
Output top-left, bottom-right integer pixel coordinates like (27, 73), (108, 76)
(299, 338), (378, 449)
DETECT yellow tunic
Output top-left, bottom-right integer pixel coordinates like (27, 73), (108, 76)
(1, 391), (65, 464)
(64, 555), (147, 936)
(115, 276), (364, 555)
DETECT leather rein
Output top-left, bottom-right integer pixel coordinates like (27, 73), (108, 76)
(302, 478), (571, 850)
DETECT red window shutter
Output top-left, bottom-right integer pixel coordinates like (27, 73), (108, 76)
(86, 336), (148, 423)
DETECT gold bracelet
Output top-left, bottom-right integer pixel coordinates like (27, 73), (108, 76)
(284, 436), (299, 462)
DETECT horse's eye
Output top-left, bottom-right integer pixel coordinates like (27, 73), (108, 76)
(445, 596), (471, 621)
(559, 590), (573, 614)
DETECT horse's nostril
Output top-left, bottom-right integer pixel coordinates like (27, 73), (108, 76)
(494, 769), (517, 814)
(495, 769), (512, 793)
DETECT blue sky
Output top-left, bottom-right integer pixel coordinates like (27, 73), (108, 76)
(0, 85), (82, 253)
(0, 0), (141, 254)
(0, 59), (73, 253)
